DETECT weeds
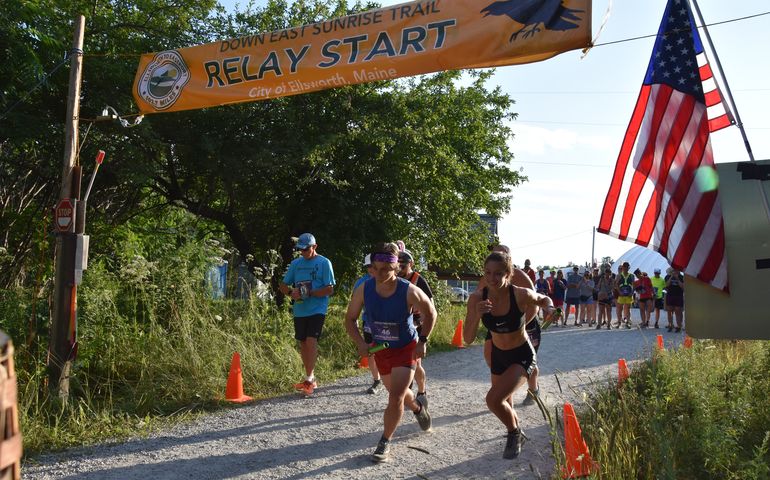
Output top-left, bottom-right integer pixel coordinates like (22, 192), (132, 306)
(556, 340), (770, 479)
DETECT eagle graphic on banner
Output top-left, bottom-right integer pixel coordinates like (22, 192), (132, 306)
(481, 0), (584, 42)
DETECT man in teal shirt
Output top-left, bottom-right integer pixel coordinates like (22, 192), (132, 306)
(280, 233), (335, 395)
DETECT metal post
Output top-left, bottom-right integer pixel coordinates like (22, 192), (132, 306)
(591, 226), (596, 267)
(48, 15), (85, 402)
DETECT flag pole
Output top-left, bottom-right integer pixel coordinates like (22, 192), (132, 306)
(689, 0), (770, 223)
(688, 0), (754, 161)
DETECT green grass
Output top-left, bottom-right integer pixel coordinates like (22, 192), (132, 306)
(553, 340), (770, 479)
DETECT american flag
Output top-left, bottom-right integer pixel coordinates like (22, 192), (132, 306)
(598, 0), (733, 291)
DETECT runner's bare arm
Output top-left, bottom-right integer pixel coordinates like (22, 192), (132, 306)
(512, 268), (534, 289)
(463, 291), (484, 345)
(344, 284), (369, 357)
(516, 287), (555, 322)
(309, 285), (334, 297)
(408, 284), (437, 336)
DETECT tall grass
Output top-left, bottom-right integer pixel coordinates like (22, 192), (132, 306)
(553, 340), (770, 479)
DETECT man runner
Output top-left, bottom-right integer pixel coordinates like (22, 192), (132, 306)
(397, 249), (434, 409)
(345, 242), (436, 463)
(279, 233), (335, 396)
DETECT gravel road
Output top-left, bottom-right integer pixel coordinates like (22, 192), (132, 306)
(25, 310), (686, 479)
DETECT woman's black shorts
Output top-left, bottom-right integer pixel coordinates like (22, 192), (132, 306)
(490, 341), (536, 376)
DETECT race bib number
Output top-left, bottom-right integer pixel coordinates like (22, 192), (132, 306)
(619, 285), (633, 296)
(372, 322), (400, 342)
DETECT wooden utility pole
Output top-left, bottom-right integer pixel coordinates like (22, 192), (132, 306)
(48, 15), (85, 402)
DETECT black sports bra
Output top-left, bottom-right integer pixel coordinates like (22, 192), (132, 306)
(481, 286), (526, 333)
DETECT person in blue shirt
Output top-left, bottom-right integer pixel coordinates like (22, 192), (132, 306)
(345, 242), (436, 463)
(279, 233), (335, 396)
(353, 254), (382, 394)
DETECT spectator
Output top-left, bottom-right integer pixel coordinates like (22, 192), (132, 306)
(665, 268), (685, 332)
(614, 262), (635, 328)
(535, 270), (551, 319)
(565, 266), (582, 326)
(579, 271), (595, 326)
(595, 268), (614, 329)
(650, 268), (666, 328)
(633, 268), (654, 328)
(522, 259), (536, 284)
(552, 271), (567, 325)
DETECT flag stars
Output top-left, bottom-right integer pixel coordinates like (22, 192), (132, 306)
(663, 70), (672, 78)
(666, 44), (674, 51)
(674, 66), (682, 74)
(681, 48), (689, 55)
(677, 38), (685, 45)
(679, 8), (687, 16)
(678, 77), (686, 85)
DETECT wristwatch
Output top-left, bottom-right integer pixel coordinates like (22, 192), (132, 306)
(418, 335), (429, 344)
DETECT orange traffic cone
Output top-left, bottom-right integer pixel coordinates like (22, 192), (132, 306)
(562, 402), (598, 478)
(225, 352), (253, 403)
(683, 336), (693, 348)
(358, 355), (369, 369)
(452, 320), (465, 348)
(618, 358), (630, 386)
(656, 334), (664, 351)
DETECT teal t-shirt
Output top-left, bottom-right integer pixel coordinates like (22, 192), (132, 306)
(283, 254), (335, 317)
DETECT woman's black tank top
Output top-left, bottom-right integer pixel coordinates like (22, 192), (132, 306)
(481, 286), (525, 333)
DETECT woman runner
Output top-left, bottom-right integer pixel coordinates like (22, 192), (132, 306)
(463, 251), (557, 459)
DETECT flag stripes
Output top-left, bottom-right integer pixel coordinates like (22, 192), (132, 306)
(598, 0), (731, 291)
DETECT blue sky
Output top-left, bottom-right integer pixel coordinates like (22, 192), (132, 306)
(218, 0), (770, 268)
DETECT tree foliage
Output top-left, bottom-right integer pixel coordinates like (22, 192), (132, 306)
(0, 0), (524, 291)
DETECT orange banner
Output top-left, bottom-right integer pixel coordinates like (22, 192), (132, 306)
(133, 0), (591, 114)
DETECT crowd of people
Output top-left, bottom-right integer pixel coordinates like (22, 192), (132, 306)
(279, 233), (685, 463)
(536, 262), (685, 332)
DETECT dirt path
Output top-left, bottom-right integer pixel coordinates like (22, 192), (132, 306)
(25, 311), (685, 479)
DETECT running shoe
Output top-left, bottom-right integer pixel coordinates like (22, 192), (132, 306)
(503, 429), (525, 459)
(675, 327), (681, 333)
(595, 323), (602, 330)
(293, 380), (317, 396)
(371, 439), (390, 463)
(414, 398), (432, 431)
(521, 389), (539, 406)
(415, 392), (428, 410)
(366, 379), (382, 395)
(654, 323), (659, 329)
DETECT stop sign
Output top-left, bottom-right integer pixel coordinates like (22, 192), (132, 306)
(55, 199), (74, 233)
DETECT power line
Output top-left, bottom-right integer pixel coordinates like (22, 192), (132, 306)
(0, 52), (74, 122)
(593, 10), (770, 48)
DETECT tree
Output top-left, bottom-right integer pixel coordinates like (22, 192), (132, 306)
(1, 0), (525, 293)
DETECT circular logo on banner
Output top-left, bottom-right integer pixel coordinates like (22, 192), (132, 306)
(137, 50), (190, 111)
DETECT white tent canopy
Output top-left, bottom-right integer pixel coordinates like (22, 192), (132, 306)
(611, 245), (671, 275)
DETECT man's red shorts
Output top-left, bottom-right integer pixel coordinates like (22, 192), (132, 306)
(374, 340), (417, 376)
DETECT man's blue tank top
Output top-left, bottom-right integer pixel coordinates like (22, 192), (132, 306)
(363, 277), (417, 348)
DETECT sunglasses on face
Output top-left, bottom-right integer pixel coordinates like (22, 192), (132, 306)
(299, 247), (311, 252)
